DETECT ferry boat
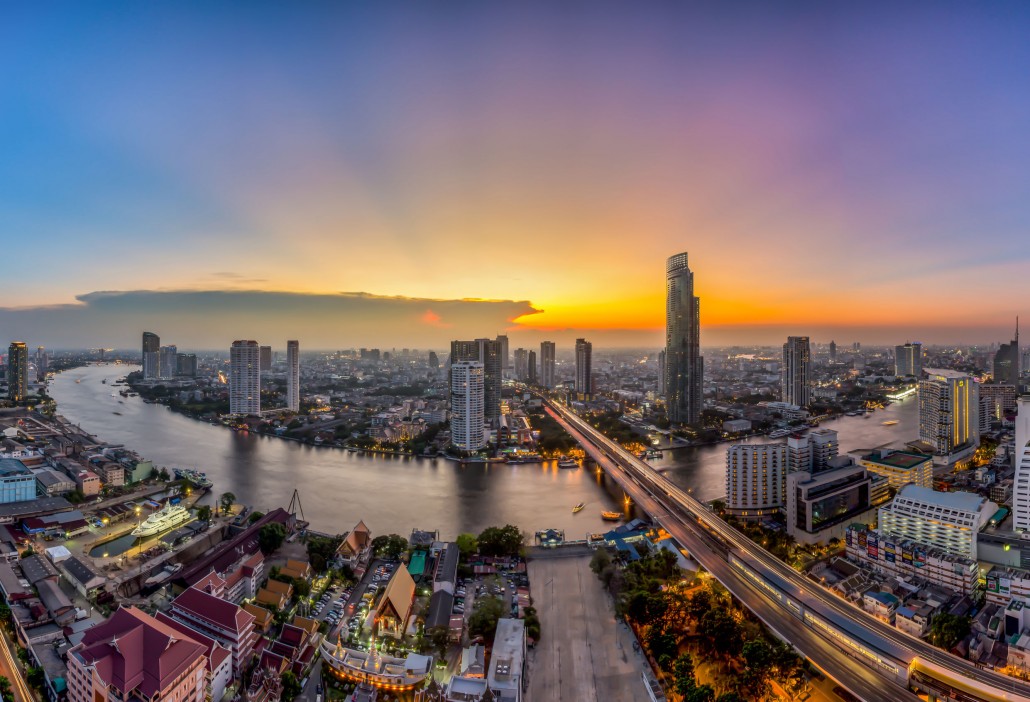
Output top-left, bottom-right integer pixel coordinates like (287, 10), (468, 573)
(882, 420), (899, 426)
(600, 511), (622, 522)
(173, 468), (213, 488)
(645, 448), (663, 459)
(572, 503), (585, 514)
(131, 502), (193, 537)
(557, 458), (579, 469)
(769, 428), (792, 439)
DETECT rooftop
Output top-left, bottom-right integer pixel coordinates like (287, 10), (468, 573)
(0, 458), (32, 477)
(924, 368), (974, 380)
(895, 485), (986, 512)
(862, 451), (931, 469)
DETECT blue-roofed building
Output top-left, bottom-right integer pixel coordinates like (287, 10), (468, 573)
(0, 459), (38, 504)
(863, 590), (900, 624)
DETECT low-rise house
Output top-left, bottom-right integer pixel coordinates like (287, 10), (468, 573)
(895, 600), (935, 638)
(279, 559), (311, 582)
(74, 471), (101, 496)
(243, 602), (274, 633)
(487, 618), (526, 702)
(59, 556), (105, 597)
(864, 590), (900, 624)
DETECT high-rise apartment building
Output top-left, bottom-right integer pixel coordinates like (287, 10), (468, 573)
(665, 252), (702, 424)
(259, 345), (272, 372)
(229, 341), (261, 415)
(781, 336), (811, 406)
(995, 321), (1021, 387)
(7, 342), (28, 402)
(527, 350), (537, 385)
(159, 345), (178, 379)
(513, 348), (529, 382)
(496, 335), (510, 374)
(35, 346), (48, 381)
(895, 342), (923, 378)
(428, 351), (439, 369)
(725, 443), (787, 519)
(540, 342), (556, 389)
(657, 350), (666, 397)
(176, 353), (198, 378)
(1013, 396), (1030, 531)
(450, 338), (502, 425)
(286, 340), (300, 412)
(786, 429), (839, 473)
(829, 340), (837, 363)
(919, 369), (979, 456)
(142, 331), (161, 379)
(575, 338), (592, 401)
(450, 361), (485, 452)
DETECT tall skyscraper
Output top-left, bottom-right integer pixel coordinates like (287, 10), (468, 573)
(540, 342), (556, 389)
(994, 320), (1020, 386)
(142, 331), (160, 379)
(159, 345), (178, 379)
(176, 353), (198, 378)
(285, 340), (300, 412)
(259, 345), (273, 372)
(1013, 396), (1030, 531)
(7, 342), (28, 402)
(665, 252), (702, 424)
(513, 348), (529, 382)
(781, 336), (811, 406)
(657, 350), (666, 397)
(919, 369), (979, 456)
(527, 350), (537, 385)
(35, 346), (48, 381)
(428, 351), (439, 369)
(895, 342), (923, 378)
(575, 338), (592, 401)
(496, 334), (510, 374)
(450, 338), (502, 425)
(450, 361), (485, 452)
(828, 340), (837, 363)
(229, 340), (261, 415)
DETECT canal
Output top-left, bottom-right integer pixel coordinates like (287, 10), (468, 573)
(49, 365), (918, 539)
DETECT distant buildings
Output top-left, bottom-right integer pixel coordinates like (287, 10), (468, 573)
(177, 353), (198, 378)
(1013, 396), (1030, 531)
(513, 348), (529, 382)
(781, 336), (811, 406)
(665, 252), (702, 425)
(877, 485), (996, 559)
(7, 342), (27, 402)
(286, 340), (300, 412)
(159, 344), (178, 379)
(259, 345), (272, 372)
(229, 340), (261, 416)
(540, 342), (556, 389)
(895, 342), (923, 378)
(829, 340), (837, 362)
(34, 346), (47, 381)
(527, 350), (537, 385)
(995, 321), (1021, 386)
(496, 334), (510, 375)
(574, 339), (592, 401)
(142, 331), (160, 379)
(450, 361), (485, 452)
(919, 368), (979, 458)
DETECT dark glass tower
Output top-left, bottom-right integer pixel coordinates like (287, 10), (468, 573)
(665, 252), (702, 424)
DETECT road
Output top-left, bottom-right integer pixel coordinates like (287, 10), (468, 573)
(0, 627), (34, 702)
(548, 401), (1030, 702)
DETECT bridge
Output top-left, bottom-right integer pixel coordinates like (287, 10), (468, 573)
(545, 399), (1030, 702)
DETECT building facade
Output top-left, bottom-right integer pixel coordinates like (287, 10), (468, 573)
(527, 350), (537, 385)
(1014, 396), (1030, 531)
(142, 331), (160, 379)
(665, 252), (703, 424)
(857, 449), (934, 490)
(286, 340), (300, 412)
(895, 342), (923, 378)
(450, 339), (502, 425)
(574, 338), (592, 401)
(540, 342), (555, 389)
(846, 525), (980, 597)
(450, 361), (485, 452)
(786, 458), (875, 545)
(7, 342), (28, 402)
(725, 443), (787, 519)
(229, 340), (261, 416)
(878, 485), (995, 559)
(995, 323), (1021, 386)
(919, 368), (979, 456)
(781, 336), (811, 406)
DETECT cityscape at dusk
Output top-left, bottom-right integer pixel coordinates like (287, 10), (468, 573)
(4, 4), (1030, 702)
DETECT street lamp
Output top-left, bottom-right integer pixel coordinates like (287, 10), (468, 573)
(135, 506), (143, 556)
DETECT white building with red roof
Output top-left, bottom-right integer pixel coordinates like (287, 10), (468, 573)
(169, 586), (257, 676)
(67, 607), (207, 702)
(156, 612), (234, 701)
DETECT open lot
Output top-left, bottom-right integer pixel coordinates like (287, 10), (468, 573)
(527, 552), (647, 702)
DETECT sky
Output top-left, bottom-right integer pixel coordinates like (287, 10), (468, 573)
(2, 2), (1030, 349)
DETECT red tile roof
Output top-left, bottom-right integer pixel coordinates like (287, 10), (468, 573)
(155, 612), (232, 673)
(75, 607), (206, 698)
(171, 586), (256, 635)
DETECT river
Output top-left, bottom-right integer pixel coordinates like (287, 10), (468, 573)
(49, 365), (919, 539)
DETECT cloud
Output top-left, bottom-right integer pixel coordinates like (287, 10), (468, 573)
(0, 290), (541, 350)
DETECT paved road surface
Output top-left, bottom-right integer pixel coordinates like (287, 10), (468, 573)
(0, 628), (33, 702)
(528, 554), (646, 702)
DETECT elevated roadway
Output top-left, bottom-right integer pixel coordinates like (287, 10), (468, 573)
(546, 400), (1030, 702)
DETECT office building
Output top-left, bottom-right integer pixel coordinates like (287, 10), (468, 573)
(665, 252), (703, 424)
(878, 485), (996, 559)
(995, 321), (1021, 387)
(67, 607), (208, 702)
(450, 361), (485, 452)
(1013, 396), (1030, 531)
(451, 339), (502, 425)
(895, 342), (923, 378)
(725, 443), (787, 519)
(513, 348), (528, 382)
(159, 345), (178, 379)
(846, 525), (980, 597)
(786, 457), (878, 545)
(35, 346), (47, 381)
(981, 384), (1017, 422)
(259, 345), (272, 372)
(787, 429), (838, 474)
(487, 618), (526, 702)
(0, 458), (38, 503)
(496, 335), (510, 374)
(177, 353), (198, 378)
(229, 341), (261, 416)
(575, 338), (592, 401)
(286, 340), (300, 412)
(781, 336), (811, 406)
(527, 350), (537, 385)
(919, 368), (979, 457)
(142, 331), (160, 379)
(857, 449), (933, 490)
(540, 342), (556, 389)
(829, 340), (837, 363)
(6, 342), (28, 402)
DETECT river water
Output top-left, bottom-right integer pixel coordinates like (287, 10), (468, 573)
(49, 365), (918, 539)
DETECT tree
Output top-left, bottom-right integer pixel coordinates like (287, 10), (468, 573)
(280, 671), (302, 701)
(477, 525), (523, 558)
(456, 533), (478, 558)
(714, 693), (743, 702)
(248, 510), (265, 524)
(0, 604), (10, 628)
(673, 653), (696, 696)
(26, 667), (45, 691)
(371, 534), (408, 560)
(686, 685), (715, 702)
(428, 626), (451, 660)
(258, 522), (287, 555)
(468, 597), (507, 642)
(929, 613), (971, 651)
(0, 676), (11, 700)
(698, 608), (742, 658)
(741, 639), (773, 673)
(590, 548), (612, 575)
(158, 467), (170, 481)
(196, 505), (212, 522)
(219, 492), (236, 515)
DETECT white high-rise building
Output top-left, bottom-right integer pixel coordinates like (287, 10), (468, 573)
(142, 331), (161, 379)
(450, 361), (485, 452)
(781, 336), (811, 406)
(725, 443), (787, 519)
(919, 369), (979, 456)
(787, 429), (839, 473)
(878, 485), (996, 559)
(895, 342), (923, 378)
(286, 340), (300, 412)
(159, 345), (178, 379)
(229, 340), (261, 416)
(1013, 397), (1030, 531)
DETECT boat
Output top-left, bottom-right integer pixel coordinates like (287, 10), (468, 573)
(645, 449), (663, 459)
(143, 562), (183, 587)
(102, 379), (107, 384)
(173, 468), (212, 488)
(557, 458), (579, 469)
(600, 511), (622, 522)
(131, 502), (193, 537)
(75, 379), (81, 384)
(882, 420), (899, 426)
(112, 411), (122, 416)
(572, 503), (585, 514)
(769, 428), (792, 439)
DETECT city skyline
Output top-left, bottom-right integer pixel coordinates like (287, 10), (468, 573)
(3, 4), (1030, 347)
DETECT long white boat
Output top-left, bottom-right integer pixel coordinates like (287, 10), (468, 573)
(131, 503), (193, 537)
